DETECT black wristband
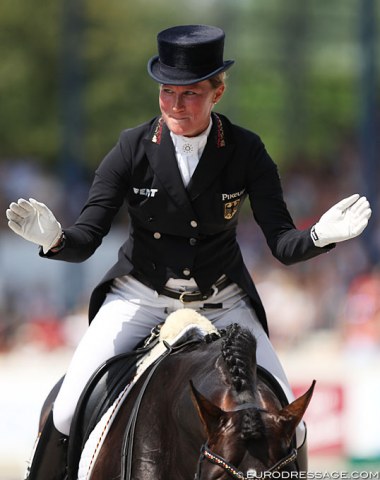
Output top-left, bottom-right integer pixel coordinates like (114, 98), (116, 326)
(310, 225), (319, 242)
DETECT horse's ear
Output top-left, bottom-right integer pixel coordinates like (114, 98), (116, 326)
(278, 380), (316, 444)
(190, 380), (224, 435)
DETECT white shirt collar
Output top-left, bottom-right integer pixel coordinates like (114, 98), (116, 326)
(170, 118), (212, 158)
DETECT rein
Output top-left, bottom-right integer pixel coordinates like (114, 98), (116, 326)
(120, 338), (204, 480)
(121, 340), (173, 480)
(195, 443), (298, 479)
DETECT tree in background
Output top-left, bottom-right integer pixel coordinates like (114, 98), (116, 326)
(0, 0), (378, 170)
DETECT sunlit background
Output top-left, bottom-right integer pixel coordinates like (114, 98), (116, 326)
(0, 0), (379, 477)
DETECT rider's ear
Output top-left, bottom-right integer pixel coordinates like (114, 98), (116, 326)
(190, 381), (225, 436)
(277, 380), (316, 444)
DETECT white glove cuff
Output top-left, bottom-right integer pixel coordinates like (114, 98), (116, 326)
(46, 230), (66, 254)
(42, 223), (63, 254)
(311, 224), (329, 248)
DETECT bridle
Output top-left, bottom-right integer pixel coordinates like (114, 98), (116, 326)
(195, 443), (298, 479)
(194, 402), (298, 480)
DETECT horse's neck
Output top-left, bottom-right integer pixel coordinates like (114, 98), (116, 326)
(256, 381), (282, 411)
(130, 347), (217, 477)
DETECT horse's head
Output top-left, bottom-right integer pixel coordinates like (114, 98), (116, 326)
(191, 380), (315, 479)
(190, 324), (315, 478)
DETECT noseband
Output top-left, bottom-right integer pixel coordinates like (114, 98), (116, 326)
(195, 444), (297, 479)
(195, 443), (245, 480)
(194, 402), (298, 479)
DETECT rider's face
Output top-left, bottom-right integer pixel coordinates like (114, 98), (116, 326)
(159, 80), (225, 137)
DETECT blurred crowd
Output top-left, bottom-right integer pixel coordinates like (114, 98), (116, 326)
(0, 145), (379, 355)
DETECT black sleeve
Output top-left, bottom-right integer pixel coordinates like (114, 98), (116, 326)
(247, 138), (334, 265)
(41, 132), (132, 262)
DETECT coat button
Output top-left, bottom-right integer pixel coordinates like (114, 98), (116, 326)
(153, 232), (161, 239)
(190, 220), (198, 228)
(189, 238), (197, 246)
(183, 268), (191, 276)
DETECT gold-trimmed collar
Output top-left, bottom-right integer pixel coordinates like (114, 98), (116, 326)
(213, 113), (225, 148)
(152, 116), (165, 144)
(151, 114), (226, 148)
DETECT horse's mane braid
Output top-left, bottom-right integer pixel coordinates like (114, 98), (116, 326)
(221, 323), (257, 393)
(241, 409), (266, 441)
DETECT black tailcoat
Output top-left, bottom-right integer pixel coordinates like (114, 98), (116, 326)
(45, 113), (332, 334)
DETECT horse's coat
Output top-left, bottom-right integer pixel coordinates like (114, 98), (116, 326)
(32, 310), (314, 479)
(86, 316), (314, 479)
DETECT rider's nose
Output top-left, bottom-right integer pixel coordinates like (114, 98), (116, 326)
(173, 94), (184, 111)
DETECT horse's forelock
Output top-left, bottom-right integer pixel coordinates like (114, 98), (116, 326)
(221, 324), (257, 394)
(241, 409), (267, 441)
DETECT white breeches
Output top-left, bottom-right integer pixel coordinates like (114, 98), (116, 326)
(53, 275), (305, 445)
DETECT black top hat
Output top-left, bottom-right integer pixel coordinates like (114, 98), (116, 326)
(147, 25), (234, 85)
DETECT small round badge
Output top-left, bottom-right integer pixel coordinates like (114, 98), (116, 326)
(182, 143), (194, 154)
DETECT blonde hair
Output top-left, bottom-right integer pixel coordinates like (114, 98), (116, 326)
(208, 72), (227, 89)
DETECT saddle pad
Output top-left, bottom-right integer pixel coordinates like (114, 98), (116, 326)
(77, 383), (131, 480)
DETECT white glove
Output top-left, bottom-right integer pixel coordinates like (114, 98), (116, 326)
(6, 198), (62, 254)
(311, 194), (371, 248)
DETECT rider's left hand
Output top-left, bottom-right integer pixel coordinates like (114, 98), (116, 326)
(311, 194), (372, 248)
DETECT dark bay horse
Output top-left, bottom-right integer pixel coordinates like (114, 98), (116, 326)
(85, 323), (315, 479)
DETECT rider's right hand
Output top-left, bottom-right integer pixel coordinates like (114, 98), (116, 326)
(6, 198), (62, 253)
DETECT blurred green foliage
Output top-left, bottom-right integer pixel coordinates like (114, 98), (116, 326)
(0, 0), (378, 169)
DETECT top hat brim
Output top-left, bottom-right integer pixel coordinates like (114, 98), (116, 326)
(147, 56), (235, 85)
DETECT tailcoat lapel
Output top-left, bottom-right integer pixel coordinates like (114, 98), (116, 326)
(143, 118), (191, 210)
(143, 113), (235, 206)
(187, 114), (235, 201)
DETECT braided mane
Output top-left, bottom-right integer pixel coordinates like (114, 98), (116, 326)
(221, 323), (266, 440)
(221, 323), (257, 393)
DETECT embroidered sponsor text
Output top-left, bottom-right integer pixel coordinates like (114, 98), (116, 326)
(221, 189), (245, 201)
(133, 188), (158, 198)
